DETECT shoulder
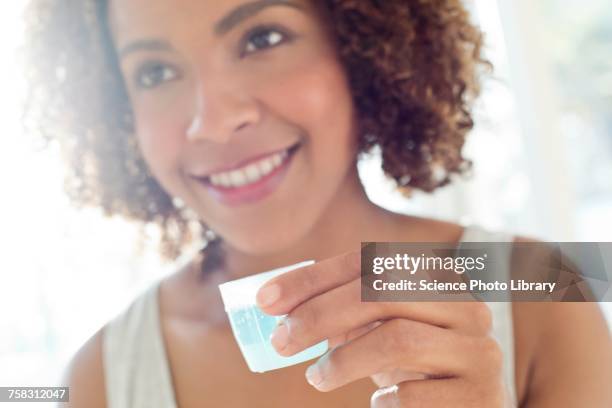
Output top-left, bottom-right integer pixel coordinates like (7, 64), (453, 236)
(510, 234), (612, 407)
(59, 328), (107, 408)
(391, 215), (466, 242)
(58, 256), (199, 408)
(59, 278), (167, 408)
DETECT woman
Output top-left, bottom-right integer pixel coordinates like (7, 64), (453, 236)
(23, 0), (611, 406)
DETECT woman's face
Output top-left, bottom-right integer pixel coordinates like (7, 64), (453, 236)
(108, 0), (358, 254)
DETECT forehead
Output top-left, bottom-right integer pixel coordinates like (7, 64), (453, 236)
(107, 0), (313, 45)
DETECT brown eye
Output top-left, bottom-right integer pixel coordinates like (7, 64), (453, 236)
(243, 26), (288, 55)
(134, 62), (179, 89)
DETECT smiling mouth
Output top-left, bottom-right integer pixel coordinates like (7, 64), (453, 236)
(195, 142), (301, 189)
(192, 141), (302, 207)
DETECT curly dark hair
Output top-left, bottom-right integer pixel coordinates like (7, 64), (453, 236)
(21, 0), (490, 274)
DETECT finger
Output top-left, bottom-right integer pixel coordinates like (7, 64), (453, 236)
(371, 378), (484, 408)
(272, 278), (493, 355)
(328, 320), (383, 349)
(370, 369), (428, 388)
(303, 319), (482, 392)
(255, 250), (361, 314)
(272, 278), (378, 355)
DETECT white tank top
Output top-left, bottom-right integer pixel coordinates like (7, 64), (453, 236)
(102, 224), (518, 407)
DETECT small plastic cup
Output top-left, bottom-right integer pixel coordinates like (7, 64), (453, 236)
(218, 260), (329, 373)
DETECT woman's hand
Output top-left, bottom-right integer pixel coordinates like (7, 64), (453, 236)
(256, 250), (512, 407)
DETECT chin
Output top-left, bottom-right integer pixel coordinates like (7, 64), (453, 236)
(223, 225), (307, 256)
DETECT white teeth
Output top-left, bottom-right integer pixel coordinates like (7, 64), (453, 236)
(220, 173), (231, 186)
(229, 171), (247, 187)
(206, 149), (291, 188)
(271, 154), (282, 167)
(244, 163), (261, 182)
(258, 158), (273, 175)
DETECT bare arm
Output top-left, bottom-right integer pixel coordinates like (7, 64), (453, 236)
(523, 302), (612, 407)
(58, 329), (107, 408)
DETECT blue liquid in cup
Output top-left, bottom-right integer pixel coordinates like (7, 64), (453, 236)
(227, 305), (328, 373)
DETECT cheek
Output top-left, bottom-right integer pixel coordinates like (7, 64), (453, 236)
(261, 52), (357, 158)
(133, 106), (187, 194)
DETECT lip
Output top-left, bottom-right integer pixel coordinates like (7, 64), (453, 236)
(192, 143), (299, 179)
(193, 143), (301, 207)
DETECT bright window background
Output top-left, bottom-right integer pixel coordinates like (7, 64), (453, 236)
(1, 0), (610, 404)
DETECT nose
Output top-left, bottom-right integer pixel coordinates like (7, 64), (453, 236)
(185, 76), (261, 144)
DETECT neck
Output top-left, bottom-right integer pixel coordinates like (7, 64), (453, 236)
(216, 167), (407, 281)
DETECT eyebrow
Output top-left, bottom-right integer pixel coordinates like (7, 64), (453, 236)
(214, 0), (305, 36)
(118, 39), (173, 59)
(118, 0), (304, 59)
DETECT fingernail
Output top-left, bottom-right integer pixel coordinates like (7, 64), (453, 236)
(305, 364), (323, 387)
(270, 321), (289, 352)
(256, 283), (280, 307)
